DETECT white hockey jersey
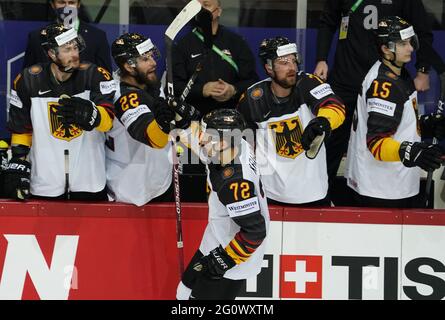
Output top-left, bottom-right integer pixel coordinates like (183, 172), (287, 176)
(105, 81), (172, 206)
(200, 139), (270, 280)
(8, 63), (115, 197)
(345, 60), (421, 199)
(238, 74), (344, 204)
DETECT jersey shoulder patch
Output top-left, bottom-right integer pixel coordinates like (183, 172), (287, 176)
(209, 163), (243, 191)
(27, 65), (42, 75)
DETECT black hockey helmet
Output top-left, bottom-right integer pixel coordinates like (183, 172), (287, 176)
(111, 33), (160, 67)
(258, 36), (301, 65)
(375, 16), (419, 52)
(200, 108), (247, 147)
(201, 108), (247, 133)
(40, 22), (85, 53)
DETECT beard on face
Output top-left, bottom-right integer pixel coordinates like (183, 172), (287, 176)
(134, 68), (159, 91)
(273, 72), (296, 89)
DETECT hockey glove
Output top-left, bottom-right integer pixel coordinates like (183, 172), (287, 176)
(419, 113), (445, 140)
(2, 158), (31, 200)
(301, 117), (331, 158)
(169, 98), (201, 129)
(192, 245), (236, 280)
(58, 97), (101, 131)
(152, 99), (175, 134)
(399, 141), (443, 171)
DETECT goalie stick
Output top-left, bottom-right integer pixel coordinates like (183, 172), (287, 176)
(164, 0), (202, 276)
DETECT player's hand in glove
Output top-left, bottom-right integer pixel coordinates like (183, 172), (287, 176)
(192, 245), (236, 280)
(58, 97), (101, 131)
(169, 98), (201, 129)
(152, 99), (175, 134)
(2, 158), (31, 200)
(419, 112), (445, 140)
(399, 141), (443, 171)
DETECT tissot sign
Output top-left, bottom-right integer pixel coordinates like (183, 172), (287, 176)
(238, 254), (445, 300)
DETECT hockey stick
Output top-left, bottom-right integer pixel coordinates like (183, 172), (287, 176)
(305, 132), (325, 159)
(164, 0), (202, 276)
(94, 0), (111, 24)
(424, 139), (436, 208)
(59, 94), (71, 200)
(179, 61), (203, 103)
(165, 0), (202, 104)
(64, 149), (70, 200)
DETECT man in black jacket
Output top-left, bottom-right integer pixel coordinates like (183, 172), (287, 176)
(23, 0), (112, 72)
(172, 0), (258, 117)
(313, 0), (445, 201)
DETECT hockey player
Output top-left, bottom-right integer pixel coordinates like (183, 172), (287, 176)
(237, 36), (346, 206)
(176, 109), (269, 300)
(5, 22), (115, 200)
(106, 32), (199, 206)
(345, 16), (445, 208)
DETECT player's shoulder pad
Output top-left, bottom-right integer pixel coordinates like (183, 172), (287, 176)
(16, 64), (43, 90)
(367, 71), (407, 103)
(238, 79), (272, 122)
(210, 164), (256, 200)
(217, 175), (257, 207)
(297, 72), (335, 100)
(209, 163), (243, 192)
(246, 80), (269, 101)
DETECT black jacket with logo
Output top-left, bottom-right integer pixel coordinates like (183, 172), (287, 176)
(316, 0), (440, 93)
(172, 25), (258, 116)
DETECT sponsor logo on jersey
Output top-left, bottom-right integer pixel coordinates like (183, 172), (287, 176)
(310, 83), (333, 100)
(100, 80), (118, 94)
(38, 89), (52, 95)
(268, 116), (304, 159)
(367, 98), (396, 117)
(226, 196), (260, 217)
(48, 102), (83, 141)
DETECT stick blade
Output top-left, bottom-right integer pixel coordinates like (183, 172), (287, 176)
(165, 0), (202, 41)
(305, 132), (325, 160)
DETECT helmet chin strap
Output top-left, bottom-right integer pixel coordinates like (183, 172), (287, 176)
(383, 56), (404, 71)
(383, 44), (404, 70)
(51, 54), (75, 74)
